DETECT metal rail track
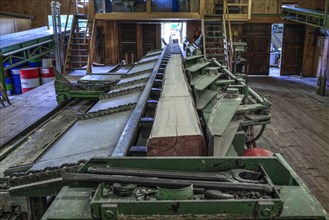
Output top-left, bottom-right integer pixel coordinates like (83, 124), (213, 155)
(5, 45), (183, 194)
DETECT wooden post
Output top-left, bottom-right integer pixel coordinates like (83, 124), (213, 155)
(156, 24), (161, 49)
(146, 0), (151, 13)
(224, 0), (227, 19)
(137, 24), (143, 60)
(201, 19), (206, 58)
(88, 0), (96, 19)
(199, 0), (205, 19)
(86, 19), (96, 74)
(248, 0), (252, 20)
(125, 53), (129, 64)
(131, 53), (135, 64)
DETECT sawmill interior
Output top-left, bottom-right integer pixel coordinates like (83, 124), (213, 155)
(0, 0), (329, 219)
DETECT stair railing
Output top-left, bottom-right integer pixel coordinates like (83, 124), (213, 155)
(224, 0), (252, 21)
(63, 15), (76, 75)
(223, 1), (234, 71)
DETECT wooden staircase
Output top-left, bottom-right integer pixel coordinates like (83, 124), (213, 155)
(208, 0), (252, 21)
(205, 19), (229, 66)
(63, 15), (92, 75)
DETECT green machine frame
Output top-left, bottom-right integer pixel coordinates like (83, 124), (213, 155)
(40, 156), (327, 220)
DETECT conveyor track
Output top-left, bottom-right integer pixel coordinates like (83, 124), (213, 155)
(0, 99), (95, 178)
(22, 45), (181, 173)
(5, 44), (182, 195)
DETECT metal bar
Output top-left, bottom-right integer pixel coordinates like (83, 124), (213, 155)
(112, 46), (168, 157)
(226, 6), (234, 71)
(2, 40), (53, 57)
(62, 173), (274, 193)
(3, 43), (54, 71)
(87, 166), (266, 184)
(62, 0), (73, 46)
(212, 59), (268, 105)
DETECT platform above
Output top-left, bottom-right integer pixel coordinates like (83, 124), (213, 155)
(282, 5), (329, 29)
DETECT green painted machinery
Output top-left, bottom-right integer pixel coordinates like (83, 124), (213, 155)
(1, 45), (328, 219)
(54, 69), (122, 104)
(40, 156), (326, 220)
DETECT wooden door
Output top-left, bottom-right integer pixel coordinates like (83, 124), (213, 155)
(281, 24), (305, 75)
(243, 24), (271, 75)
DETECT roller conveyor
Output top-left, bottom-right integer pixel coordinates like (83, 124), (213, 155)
(1, 43), (327, 220)
(29, 53), (162, 172)
(0, 27), (54, 53)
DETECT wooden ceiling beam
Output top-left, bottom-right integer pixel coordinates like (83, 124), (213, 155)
(95, 12), (200, 21)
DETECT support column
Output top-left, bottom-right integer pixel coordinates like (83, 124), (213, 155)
(137, 24), (143, 60)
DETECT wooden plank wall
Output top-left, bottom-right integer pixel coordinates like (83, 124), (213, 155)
(97, 20), (120, 65)
(302, 26), (317, 77)
(0, 0), (73, 28)
(0, 16), (31, 35)
(0, 0), (326, 28)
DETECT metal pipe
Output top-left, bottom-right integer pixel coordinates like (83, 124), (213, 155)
(62, 173), (274, 193)
(87, 167), (265, 184)
(213, 59), (269, 105)
(245, 125), (266, 145)
(2, 40), (53, 57)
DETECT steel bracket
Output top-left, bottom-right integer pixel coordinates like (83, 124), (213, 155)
(256, 201), (275, 219)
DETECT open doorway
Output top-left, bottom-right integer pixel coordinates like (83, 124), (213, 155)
(269, 23), (284, 77)
(161, 22), (186, 48)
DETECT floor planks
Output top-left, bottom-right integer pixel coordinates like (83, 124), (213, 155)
(248, 76), (329, 212)
(0, 81), (57, 147)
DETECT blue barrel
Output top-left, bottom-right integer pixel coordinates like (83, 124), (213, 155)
(28, 61), (41, 67)
(28, 58), (41, 67)
(10, 68), (22, 94)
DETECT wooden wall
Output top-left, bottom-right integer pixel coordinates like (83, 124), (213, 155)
(0, 16), (31, 35)
(1, 0), (326, 73)
(97, 20), (120, 65)
(0, 0), (327, 28)
(251, 0), (325, 14)
(0, 0), (73, 28)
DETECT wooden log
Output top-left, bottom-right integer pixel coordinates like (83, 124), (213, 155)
(147, 54), (207, 156)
